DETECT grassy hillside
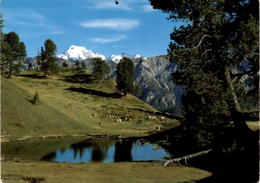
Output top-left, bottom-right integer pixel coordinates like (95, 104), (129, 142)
(1, 71), (179, 141)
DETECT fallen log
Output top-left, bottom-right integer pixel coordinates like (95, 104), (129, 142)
(164, 149), (212, 167)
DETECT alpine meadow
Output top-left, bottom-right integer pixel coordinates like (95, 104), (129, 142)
(1, 0), (259, 183)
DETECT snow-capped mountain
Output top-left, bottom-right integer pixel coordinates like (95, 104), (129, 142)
(57, 45), (105, 61)
(56, 45), (182, 113)
(110, 54), (144, 63)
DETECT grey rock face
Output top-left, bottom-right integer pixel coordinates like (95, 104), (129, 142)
(132, 55), (183, 113)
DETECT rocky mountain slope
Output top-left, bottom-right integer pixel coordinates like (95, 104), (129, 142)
(132, 55), (183, 113)
(107, 55), (183, 113)
(25, 46), (183, 114)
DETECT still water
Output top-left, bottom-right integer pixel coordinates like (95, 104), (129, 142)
(42, 138), (171, 163)
(3, 138), (172, 163)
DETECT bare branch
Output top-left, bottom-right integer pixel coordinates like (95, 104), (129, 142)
(193, 35), (211, 49)
(201, 49), (212, 57)
(231, 76), (238, 83)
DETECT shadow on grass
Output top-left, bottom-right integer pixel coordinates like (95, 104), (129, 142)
(66, 87), (122, 98)
(25, 97), (34, 104)
(150, 127), (259, 183)
(16, 74), (47, 79)
(193, 131), (259, 183)
(63, 74), (96, 84)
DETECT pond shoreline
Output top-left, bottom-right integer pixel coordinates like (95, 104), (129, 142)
(1, 126), (171, 143)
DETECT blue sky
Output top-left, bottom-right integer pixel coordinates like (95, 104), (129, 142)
(2, 0), (182, 58)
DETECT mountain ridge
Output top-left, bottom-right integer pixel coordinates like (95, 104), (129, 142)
(25, 47), (183, 114)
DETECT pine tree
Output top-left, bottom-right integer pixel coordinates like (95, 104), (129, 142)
(38, 39), (59, 76)
(149, 0), (259, 142)
(0, 13), (4, 42)
(1, 32), (27, 78)
(92, 58), (110, 82)
(75, 60), (80, 70)
(81, 62), (87, 69)
(116, 57), (134, 96)
(62, 61), (68, 67)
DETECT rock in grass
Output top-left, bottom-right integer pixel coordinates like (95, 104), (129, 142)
(32, 91), (40, 105)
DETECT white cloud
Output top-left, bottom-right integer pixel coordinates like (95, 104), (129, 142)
(3, 8), (63, 35)
(79, 18), (139, 31)
(142, 5), (156, 12)
(91, 35), (126, 44)
(49, 26), (64, 35)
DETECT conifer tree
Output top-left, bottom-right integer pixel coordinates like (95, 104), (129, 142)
(75, 60), (80, 70)
(1, 32), (27, 78)
(92, 58), (110, 82)
(38, 39), (59, 76)
(116, 57), (134, 96)
(149, 0), (259, 143)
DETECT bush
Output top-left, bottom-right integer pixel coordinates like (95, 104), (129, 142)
(32, 91), (40, 105)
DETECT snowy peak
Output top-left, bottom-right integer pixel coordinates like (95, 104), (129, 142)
(57, 45), (105, 61)
(58, 45), (145, 63)
(109, 54), (144, 63)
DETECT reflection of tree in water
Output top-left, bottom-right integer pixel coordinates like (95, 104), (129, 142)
(114, 139), (133, 162)
(70, 138), (115, 162)
(71, 141), (92, 159)
(40, 152), (56, 161)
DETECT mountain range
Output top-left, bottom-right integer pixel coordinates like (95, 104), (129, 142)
(57, 45), (145, 63)
(26, 45), (183, 114)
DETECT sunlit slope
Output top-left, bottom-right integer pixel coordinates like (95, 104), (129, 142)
(1, 78), (85, 140)
(1, 74), (179, 140)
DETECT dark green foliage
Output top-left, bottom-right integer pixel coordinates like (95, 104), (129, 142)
(132, 83), (142, 97)
(28, 63), (33, 71)
(1, 32), (27, 78)
(38, 39), (59, 75)
(75, 60), (80, 70)
(149, 0), (259, 146)
(81, 62), (86, 69)
(62, 62), (68, 67)
(0, 13), (3, 38)
(116, 57), (134, 96)
(92, 58), (110, 82)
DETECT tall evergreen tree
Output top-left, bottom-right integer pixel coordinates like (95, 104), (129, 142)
(116, 57), (134, 96)
(1, 32), (27, 78)
(75, 60), (80, 70)
(38, 39), (59, 76)
(0, 13), (4, 42)
(92, 58), (110, 82)
(149, 0), (259, 142)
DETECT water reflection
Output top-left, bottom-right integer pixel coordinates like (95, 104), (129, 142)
(114, 139), (133, 162)
(40, 138), (170, 163)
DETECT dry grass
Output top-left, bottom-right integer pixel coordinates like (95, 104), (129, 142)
(246, 121), (259, 132)
(2, 160), (212, 183)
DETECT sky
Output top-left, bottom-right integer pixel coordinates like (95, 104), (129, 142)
(1, 0), (182, 58)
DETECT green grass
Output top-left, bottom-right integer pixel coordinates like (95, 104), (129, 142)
(1, 72), (179, 140)
(1, 71), (212, 183)
(2, 160), (212, 183)
(1, 77), (86, 140)
(246, 121), (259, 132)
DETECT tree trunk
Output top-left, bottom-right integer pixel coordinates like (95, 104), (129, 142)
(224, 66), (241, 111)
(7, 64), (12, 79)
(224, 66), (251, 133)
